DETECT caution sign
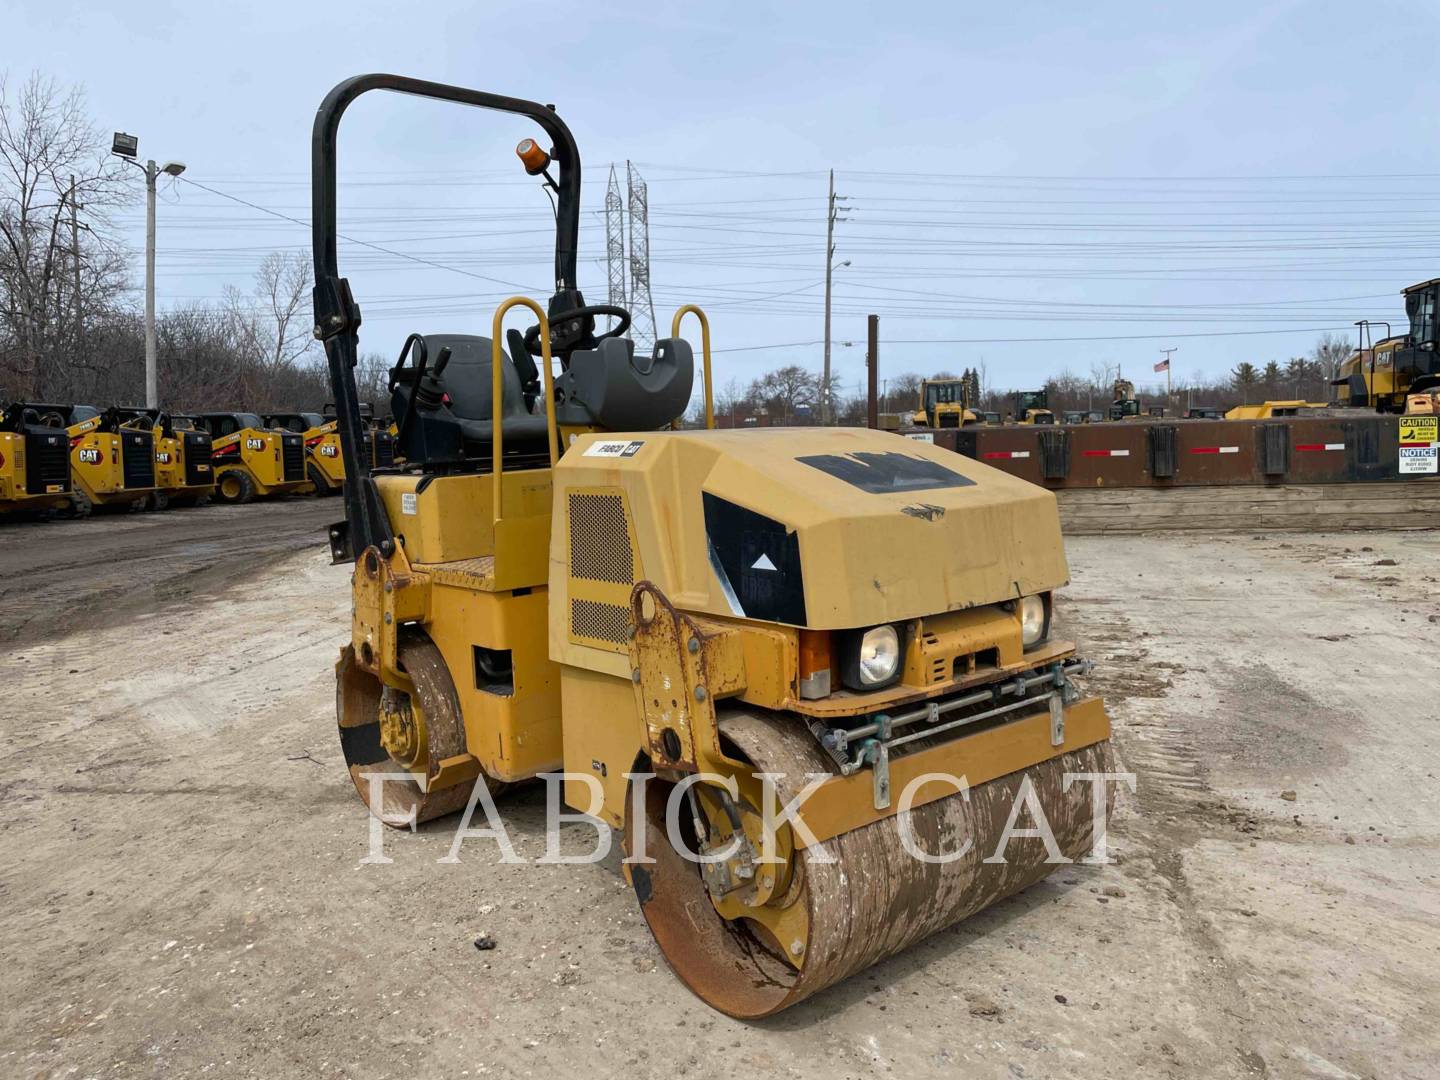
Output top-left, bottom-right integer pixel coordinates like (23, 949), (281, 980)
(1399, 415), (1438, 475)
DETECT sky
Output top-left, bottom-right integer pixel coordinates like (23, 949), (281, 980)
(9, 0), (1440, 404)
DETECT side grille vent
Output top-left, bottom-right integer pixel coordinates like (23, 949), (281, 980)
(567, 489), (639, 652)
(121, 431), (155, 489)
(281, 434), (306, 481)
(569, 493), (634, 584)
(570, 599), (631, 644)
(25, 430), (70, 492)
(184, 433), (212, 486)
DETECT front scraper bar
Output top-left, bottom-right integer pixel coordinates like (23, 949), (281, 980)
(808, 660), (1092, 809)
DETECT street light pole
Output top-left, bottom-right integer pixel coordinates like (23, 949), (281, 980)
(144, 159), (159, 408)
(112, 133), (183, 410)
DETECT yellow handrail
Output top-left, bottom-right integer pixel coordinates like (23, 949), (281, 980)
(490, 297), (557, 525)
(670, 304), (715, 430)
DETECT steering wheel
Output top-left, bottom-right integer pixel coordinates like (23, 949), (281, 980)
(523, 304), (631, 356)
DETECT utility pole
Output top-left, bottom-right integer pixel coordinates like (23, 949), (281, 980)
(821, 170), (849, 424)
(68, 175), (83, 345)
(866, 314), (879, 430)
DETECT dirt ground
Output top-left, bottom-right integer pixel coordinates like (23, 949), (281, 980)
(2, 504), (1437, 1080)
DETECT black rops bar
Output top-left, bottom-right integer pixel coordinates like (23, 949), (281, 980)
(310, 74), (583, 559)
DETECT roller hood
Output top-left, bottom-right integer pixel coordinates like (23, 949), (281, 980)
(554, 427), (1069, 631)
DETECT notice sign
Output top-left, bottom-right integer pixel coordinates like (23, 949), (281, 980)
(1399, 415), (1438, 475)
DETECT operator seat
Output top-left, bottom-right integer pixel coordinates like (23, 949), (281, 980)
(390, 333), (551, 466)
(426, 334), (551, 442)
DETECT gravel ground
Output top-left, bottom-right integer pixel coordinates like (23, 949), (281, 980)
(1, 506), (1436, 1080)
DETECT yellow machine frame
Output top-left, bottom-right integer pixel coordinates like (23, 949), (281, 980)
(67, 412), (157, 510)
(314, 69), (1114, 1021)
(0, 421), (71, 516)
(348, 300), (1105, 840)
(126, 413), (215, 508)
(205, 419), (310, 503)
(912, 377), (976, 429)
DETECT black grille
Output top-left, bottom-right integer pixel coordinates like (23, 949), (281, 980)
(24, 429), (70, 493)
(372, 430), (395, 468)
(281, 434), (305, 482)
(938, 412), (960, 429)
(183, 432), (213, 486)
(121, 430), (156, 489)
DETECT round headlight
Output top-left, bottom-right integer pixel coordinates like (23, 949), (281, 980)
(1020, 594), (1050, 648)
(857, 624), (900, 686)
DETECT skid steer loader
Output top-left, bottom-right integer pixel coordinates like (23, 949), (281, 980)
(0, 402), (75, 518)
(114, 408), (215, 509)
(264, 410), (340, 495)
(266, 404), (394, 495)
(317, 74), (1114, 1018)
(191, 412), (309, 503)
(51, 404), (159, 514)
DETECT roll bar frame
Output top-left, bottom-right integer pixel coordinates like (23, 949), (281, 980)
(310, 74), (582, 557)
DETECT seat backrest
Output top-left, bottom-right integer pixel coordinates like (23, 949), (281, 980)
(422, 334), (529, 422)
(554, 336), (694, 432)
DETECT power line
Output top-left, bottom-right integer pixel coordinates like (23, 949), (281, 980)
(173, 175), (536, 291)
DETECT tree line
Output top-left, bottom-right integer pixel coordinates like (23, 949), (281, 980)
(699, 332), (1356, 425)
(0, 72), (388, 415)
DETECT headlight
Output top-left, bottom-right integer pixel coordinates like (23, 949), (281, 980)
(1020, 593), (1051, 648)
(839, 624), (903, 691)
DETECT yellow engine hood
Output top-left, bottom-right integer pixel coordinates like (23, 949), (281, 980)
(553, 427), (1069, 630)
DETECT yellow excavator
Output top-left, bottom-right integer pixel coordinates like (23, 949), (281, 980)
(315, 74), (1114, 1018)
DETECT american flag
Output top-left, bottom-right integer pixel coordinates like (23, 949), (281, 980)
(1154, 358), (1170, 373)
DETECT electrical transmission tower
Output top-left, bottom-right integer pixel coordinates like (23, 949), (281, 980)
(604, 166), (627, 330)
(626, 161), (658, 352)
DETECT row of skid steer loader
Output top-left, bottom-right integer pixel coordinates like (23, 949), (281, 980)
(314, 74), (1116, 1018)
(0, 403), (215, 516)
(265, 404), (396, 496)
(0, 400), (391, 518)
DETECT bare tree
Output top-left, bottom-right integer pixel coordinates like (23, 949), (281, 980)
(0, 71), (128, 399)
(886, 371), (922, 414)
(751, 364), (818, 421)
(1310, 332), (1351, 385)
(223, 250), (315, 377)
(355, 352), (391, 416)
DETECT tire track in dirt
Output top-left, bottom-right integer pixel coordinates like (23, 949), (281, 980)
(1064, 595), (1272, 1078)
(0, 499), (336, 645)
